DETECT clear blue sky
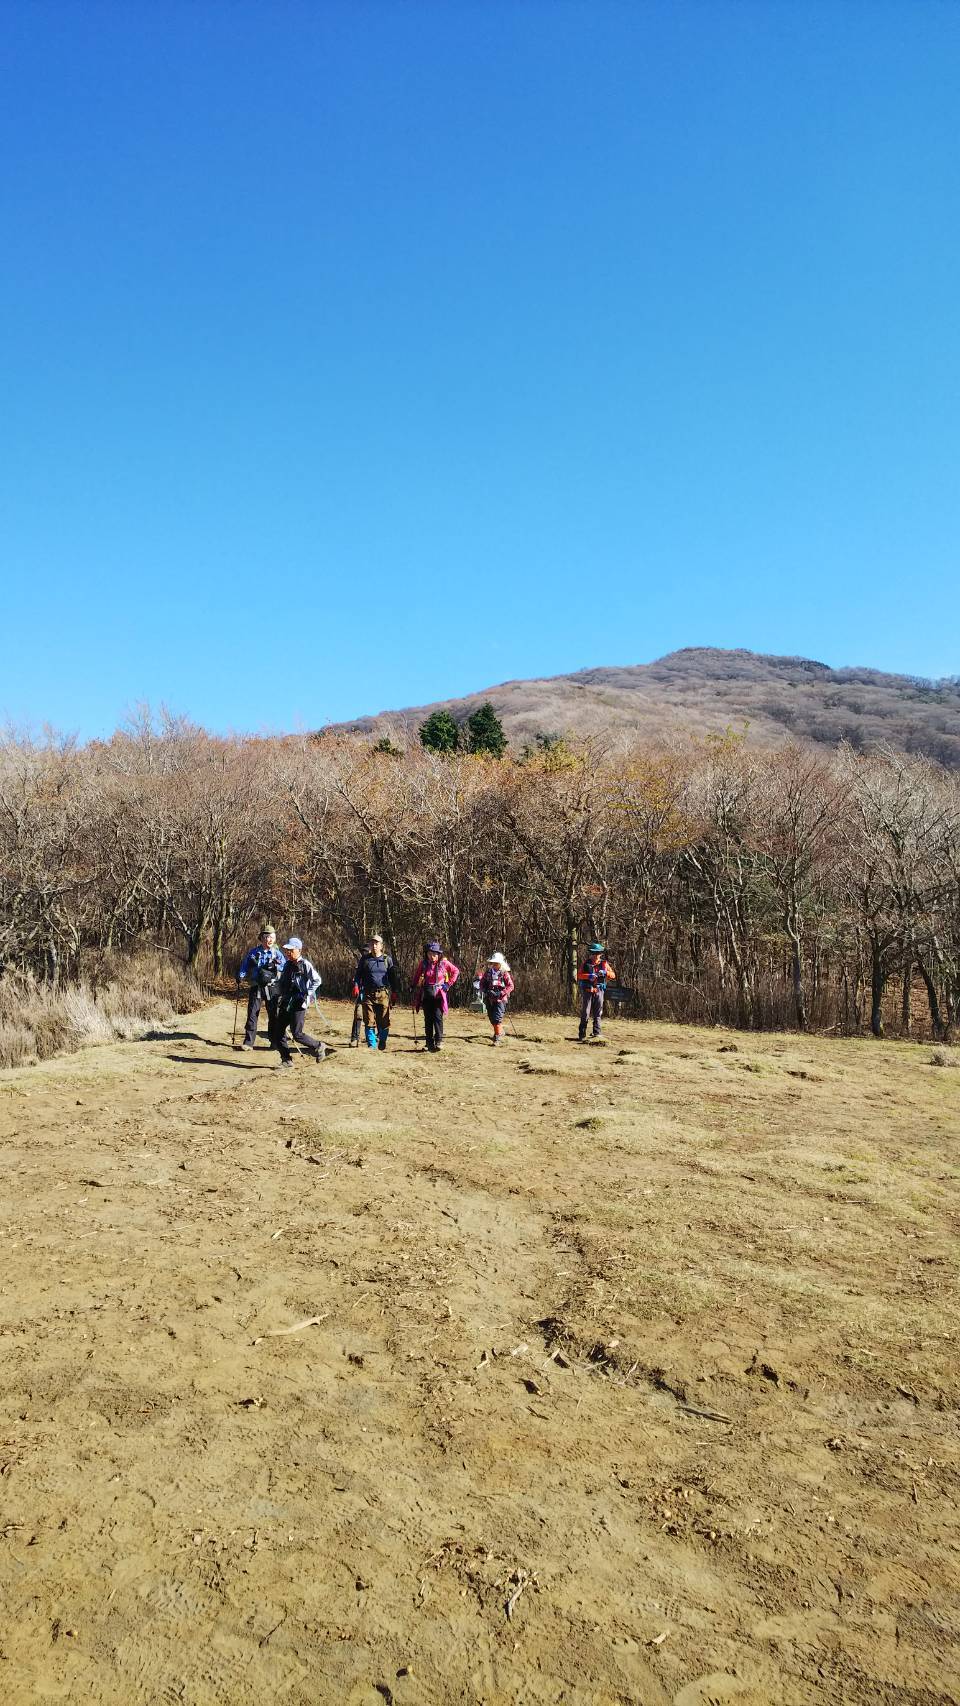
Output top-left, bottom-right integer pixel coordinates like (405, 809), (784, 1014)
(2, 0), (958, 737)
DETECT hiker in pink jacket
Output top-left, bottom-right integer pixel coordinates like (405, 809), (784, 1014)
(412, 940), (460, 1052)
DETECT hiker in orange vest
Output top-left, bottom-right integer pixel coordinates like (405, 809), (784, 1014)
(577, 942), (615, 1041)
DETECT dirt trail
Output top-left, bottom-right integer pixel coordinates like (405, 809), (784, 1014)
(1, 1002), (958, 1704)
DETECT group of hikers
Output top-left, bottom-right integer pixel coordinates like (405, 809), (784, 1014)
(236, 925), (616, 1065)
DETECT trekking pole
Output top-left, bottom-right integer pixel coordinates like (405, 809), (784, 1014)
(350, 998), (363, 1047)
(469, 948), (485, 1018)
(232, 985), (241, 1047)
(412, 1004), (420, 1050)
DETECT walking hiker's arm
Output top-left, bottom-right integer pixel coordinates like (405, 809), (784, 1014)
(444, 960), (460, 987)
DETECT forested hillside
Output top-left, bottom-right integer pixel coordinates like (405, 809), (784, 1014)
(3, 720), (957, 1041)
(330, 648), (960, 767)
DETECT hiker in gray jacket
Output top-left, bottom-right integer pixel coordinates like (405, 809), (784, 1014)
(270, 937), (325, 1068)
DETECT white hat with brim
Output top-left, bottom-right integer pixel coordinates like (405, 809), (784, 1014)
(488, 952), (508, 966)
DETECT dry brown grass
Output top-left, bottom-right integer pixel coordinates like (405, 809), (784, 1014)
(0, 956), (205, 1068)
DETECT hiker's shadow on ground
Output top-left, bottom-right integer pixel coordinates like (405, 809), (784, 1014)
(165, 1054), (274, 1069)
(355, 1044), (421, 1054)
(144, 1030), (228, 1045)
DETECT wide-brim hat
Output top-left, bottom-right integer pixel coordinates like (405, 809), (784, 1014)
(487, 952), (508, 966)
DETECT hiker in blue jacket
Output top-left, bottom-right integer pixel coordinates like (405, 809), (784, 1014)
(352, 933), (398, 1050)
(271, 937), (326, 1068)
(236, 925), (286, 1050)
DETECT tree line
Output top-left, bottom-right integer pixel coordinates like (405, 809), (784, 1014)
(1, 714), (958, 1039)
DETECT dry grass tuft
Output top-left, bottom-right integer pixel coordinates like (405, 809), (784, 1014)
(0, 958), (205, 1069)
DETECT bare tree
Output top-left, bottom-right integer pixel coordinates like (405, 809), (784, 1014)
(754, 746), (846, 1029)
(1, 718), (958, 1040)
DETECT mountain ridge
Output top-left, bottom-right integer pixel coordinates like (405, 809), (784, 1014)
(323, 647), (960, 766)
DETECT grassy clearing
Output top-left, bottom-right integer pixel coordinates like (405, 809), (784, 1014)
(498, 1024), (959, 1410)
(0, 1002), (957, 1704)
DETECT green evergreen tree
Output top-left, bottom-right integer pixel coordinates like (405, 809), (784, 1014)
(466, 702), (507, 758)
(418, 709), (461, 753)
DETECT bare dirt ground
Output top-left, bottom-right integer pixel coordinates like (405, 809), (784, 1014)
(1, 1000), (958, 1706)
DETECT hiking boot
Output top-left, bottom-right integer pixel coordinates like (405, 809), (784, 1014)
(378, 1038), (388, 1050)
(435, 1041), (444, 1052)
(241, 1041), (254, 1051)
(312, 1043), (326, 1062)
(278, 1058), (294, 1071)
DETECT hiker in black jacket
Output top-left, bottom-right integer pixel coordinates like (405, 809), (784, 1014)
(352, 934), (398, 1051)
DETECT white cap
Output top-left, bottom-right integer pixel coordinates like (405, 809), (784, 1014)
(283, 937), (303, 951)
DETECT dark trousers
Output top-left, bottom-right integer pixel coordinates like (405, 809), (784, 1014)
(270, 1003), (323, 1062)
(579, 987), (604, 1036)
(243, 986), (276, 1047)
(422, 992), (445, 1050)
